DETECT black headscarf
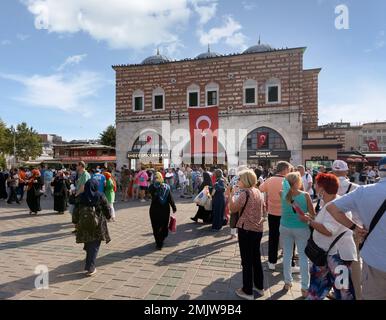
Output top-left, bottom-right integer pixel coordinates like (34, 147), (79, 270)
(79, 179), (103, 206)
(200, 171), (213, 192)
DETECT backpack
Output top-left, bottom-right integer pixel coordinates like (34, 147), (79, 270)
(78, 206), (99, 234)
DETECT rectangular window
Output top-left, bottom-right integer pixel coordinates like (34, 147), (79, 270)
(189, 92), (199, 107)
(207, 90), (218, 106)
(245, 88), (256, 104)
(154, 95), (164, 110)
(134, 96), (143, 111)
(268, 86), (279, 103)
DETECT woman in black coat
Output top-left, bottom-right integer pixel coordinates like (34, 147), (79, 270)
(191, 171), (213, 223)
(72, 179), (111, 277)
(0, 170), (8, 200)
(51, 171), (70, 214)
(149, 172), (177, 250)
(26, 169), (43, 215)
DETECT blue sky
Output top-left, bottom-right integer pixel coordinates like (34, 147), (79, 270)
(0, 0), (385, 140)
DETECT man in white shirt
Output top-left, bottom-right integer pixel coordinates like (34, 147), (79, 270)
(327, 157), (386, 300)
(297, 165), (314, 197)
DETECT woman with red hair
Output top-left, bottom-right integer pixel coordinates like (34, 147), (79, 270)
(299, 173), (357, 300)
(26, 169), (43, 215)
(103, 171), (116, 222)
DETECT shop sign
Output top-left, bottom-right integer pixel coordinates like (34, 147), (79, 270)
(311, 156), (329, 161)
(127, 151), (169, 160)
(247, 151), (291, 160)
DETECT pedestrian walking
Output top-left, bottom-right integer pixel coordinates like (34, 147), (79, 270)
(211, 169), (227, 231)
(72, 179), (111, 277)
(6, 168), (20, 204)
(51, 170), (70, 214)
(103, 171), (116, 221)
(191, 171), (213, 223)
(26, 169), (43, 215)
(148, 172), (176, 250)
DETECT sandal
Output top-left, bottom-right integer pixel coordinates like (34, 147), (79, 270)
(283, 283), (292, 291)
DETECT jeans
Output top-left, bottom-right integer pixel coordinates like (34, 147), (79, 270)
(238, 228), (264, 295)
(268, 214), (281, 264)
(17, 183), (25, 201)
(279, 225), (310, 290)
(84, 240), (101, 272)
(44, 181), (52, 197)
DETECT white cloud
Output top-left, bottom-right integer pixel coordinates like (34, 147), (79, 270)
(57, 54), (87, 71)
(191, 0), (218, 25)
(0, 71), (104, 117)
(198, 16), (247, 49)
(16, 33), (30, 41)
(364, 30), (385, 53)
(1, 40), (11, 45)
(242, 1), (256, 11)
(319, 81), (386, 125)
(22, 0), (201, 50)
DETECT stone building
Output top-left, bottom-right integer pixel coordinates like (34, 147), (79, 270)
(113, 42), (321, 169)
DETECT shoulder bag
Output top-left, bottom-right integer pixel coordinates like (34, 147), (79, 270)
(230, 190), (250, 229)
(305, 230), (346, 267)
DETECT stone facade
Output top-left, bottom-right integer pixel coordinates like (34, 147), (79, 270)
(113, 46), (320, 169)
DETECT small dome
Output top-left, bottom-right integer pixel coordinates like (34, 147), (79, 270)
(196, 44), (221, 59)
(243, 38), (274, 54)
(142, 49), (170, 65)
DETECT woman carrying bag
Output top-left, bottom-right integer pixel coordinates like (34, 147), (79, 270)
(26, 169), (44, 215)
(72, 179), (111, 277)
(149, 172), (177, 250)
(191, 171), (213, 224)
(227, 169), (265, 300)
(299, 173), (357, 300)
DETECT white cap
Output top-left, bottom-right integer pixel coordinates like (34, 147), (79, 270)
(332, 160), (349, 172)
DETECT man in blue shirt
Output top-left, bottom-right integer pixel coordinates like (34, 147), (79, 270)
(327, 157), (386, 300)
(92, 169), (106, 193)
(43, 167), (54, 197)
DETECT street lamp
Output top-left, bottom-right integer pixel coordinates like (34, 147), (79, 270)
(10, 126), (16, 167)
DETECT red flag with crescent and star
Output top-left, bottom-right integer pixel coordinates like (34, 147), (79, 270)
(367, 139), (379, 152)
(188, 106), (219, 155)
(258, 132), (269, 149)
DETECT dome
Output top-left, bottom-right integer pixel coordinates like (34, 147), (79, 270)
(142, 49), (170, 65)
(196, 45), (221, 59)
(243, 39), (274, 54)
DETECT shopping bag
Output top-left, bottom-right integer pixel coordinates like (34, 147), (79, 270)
(169, 215), (177, 233)
(193, 187), (208, 206)
(204, 197), (212, 211)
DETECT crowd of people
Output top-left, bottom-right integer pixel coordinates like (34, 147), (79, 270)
(0, 157), (385, 300)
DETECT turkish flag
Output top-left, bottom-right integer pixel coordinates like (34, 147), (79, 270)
(258, 132), (269, 149)
(188, 106), (219, 155)
(86, 149), (97, 156)
(367, 139), (379, 152)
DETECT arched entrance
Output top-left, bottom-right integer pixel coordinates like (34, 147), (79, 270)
(240, 127), (291, 169)
(180, 142), (228, 169)
(127, 132), (169, 170)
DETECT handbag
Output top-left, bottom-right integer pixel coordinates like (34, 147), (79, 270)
(169, 215), (177, 233)
(359, 198), (386, 251)
(194, 187), (209, 206)
(229, 190), (250, 229)
(305, 231), (346, 267)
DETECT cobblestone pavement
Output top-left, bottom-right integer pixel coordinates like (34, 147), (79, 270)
(0, 193), (305, 300)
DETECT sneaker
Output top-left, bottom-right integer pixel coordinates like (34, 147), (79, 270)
(292, 266), (300, 274)
(86, 269), (97, 277)
(253, 287), (265, 296)
(235, 288), (254, 300)
(268, 263), (276, 271)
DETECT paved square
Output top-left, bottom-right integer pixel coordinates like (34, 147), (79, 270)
(0, 194), (305, 300)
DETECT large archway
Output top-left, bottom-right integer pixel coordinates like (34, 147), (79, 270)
(240, 127), (291, 168)
(180, 141), (228, 168)
(127, 131), (169, 170)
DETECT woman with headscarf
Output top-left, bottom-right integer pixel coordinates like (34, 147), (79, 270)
(51, 170), (70, 214)
(26, 169), (43, 215)
(0, 169), (8, 200)
(103, 171), (116, 222)
(148, 172), (177, 250)
(211, 169), (227, 231)
(191, 171), (213, 223)
(72, 179), (111, 277)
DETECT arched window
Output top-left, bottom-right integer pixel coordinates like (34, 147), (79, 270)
(243, 79), (258, 105)
(152, 87), (165, 111)
(266, 78), (281, 104)
(205, 82), (219, 106)
(131, 133), (165, 152)
(132, 89), (144, 112)
(247, 127), (287, 151)
(187, 84), (200, 108)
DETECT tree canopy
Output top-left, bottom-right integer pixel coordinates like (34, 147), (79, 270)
(99, 125), (116, 147)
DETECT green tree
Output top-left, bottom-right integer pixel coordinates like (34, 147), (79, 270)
(13, 123), (42, 161)
(100, 125), (116, 147)
(0, 119), (12, 157)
